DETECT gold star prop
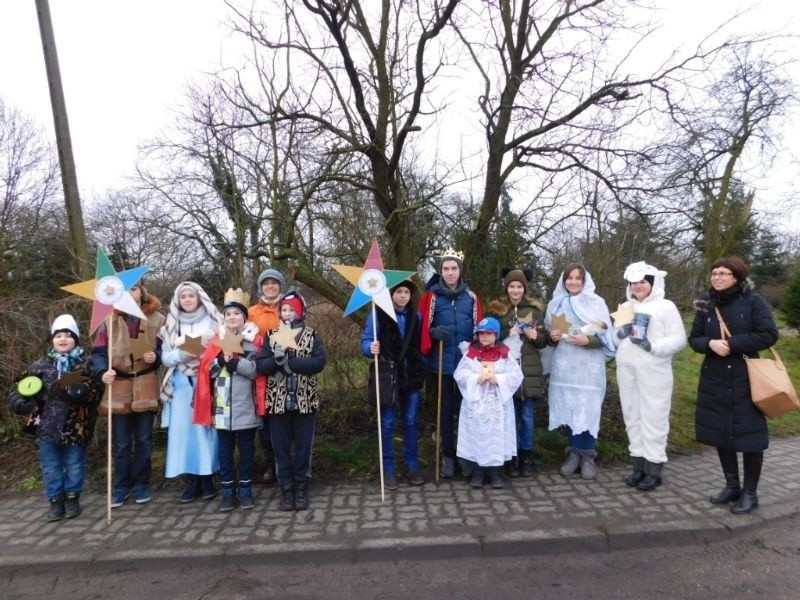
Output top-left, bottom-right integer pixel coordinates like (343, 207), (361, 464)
(550, 312), (572, 334)
(128, 330), (152, 360)
(271, 321), (302, 350)
(215, 327), (244, 355)
(57, 370), (89, 388)
(179, 334), (206, 356)
(610, 305), (634, 326)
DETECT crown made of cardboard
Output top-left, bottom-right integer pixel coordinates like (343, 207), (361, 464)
(441, 247), (464, 262)
(224, 287), (250, 307)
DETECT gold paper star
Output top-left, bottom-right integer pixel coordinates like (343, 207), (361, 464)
(57, 370), (89, 388)
(550, 312), (572, 334)
(215, 327), (244, 355)
(179, 334), (206, 356)
(128, 330), (153, 361)
(610, 305), (634, 326)
(270, 321), (302, 350)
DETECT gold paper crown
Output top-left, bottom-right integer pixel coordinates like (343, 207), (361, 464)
(223, 287), (250, 307)
(441, 247), (465, 262)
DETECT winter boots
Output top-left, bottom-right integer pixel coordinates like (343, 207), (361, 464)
(200, 475), (217, 500)
(731, 451), (762, 515)
(47, 495), (65, 522)
(470, 466), (485, 488)
(295, 482), (310, 511)
(578, 449), (598, 480)
(279, 485), (295, 511)
(625, 456), (645, 487)
(637, 461), (663, 491)
(710, 448), (741, 505)
(219, 482), (236, 512)
(488, 467), (504, 489)
(560, 447), (581, 477)
(518, 450), (534, 478)
(179, 475), (200, 503)
(64, 492), (81, 518)
(505, 457), (520, 478)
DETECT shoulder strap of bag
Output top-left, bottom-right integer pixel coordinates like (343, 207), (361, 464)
(396, 312), (416, 363)
(714, 307), (732, 340)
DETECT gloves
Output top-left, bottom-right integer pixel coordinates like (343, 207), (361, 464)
(429, 325), (453, 341)
(65, 383), (89, 403)
(631, 336), (652, 352)
(616, 324), (632, 339)
(215, 354), (227, 369)
(11, 395), (36, 415)
(226, 358), (240, 373)
(273, 345), (287, 365)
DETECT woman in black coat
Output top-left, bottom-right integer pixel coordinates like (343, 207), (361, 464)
(689, 256), (778, 514)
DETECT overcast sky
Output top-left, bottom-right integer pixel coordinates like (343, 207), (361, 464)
(1, 1), (798, 229)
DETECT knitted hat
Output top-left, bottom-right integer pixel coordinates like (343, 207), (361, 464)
(51, 314), (80, 343)
(257, 268), (286, 291)
(391, 279), (417, 296)
(502, 267), (532, 290)
(623, 261), (658, 286)
(280, 291), (305, 320)
(474, 316), (501, 338)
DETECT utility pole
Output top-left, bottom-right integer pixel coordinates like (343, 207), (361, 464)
(35, 0), (91, 279)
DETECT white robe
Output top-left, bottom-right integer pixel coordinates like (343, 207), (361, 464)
(454, 348), (523, 467)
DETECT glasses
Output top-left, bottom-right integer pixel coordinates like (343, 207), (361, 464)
(710, 271), (734, 279)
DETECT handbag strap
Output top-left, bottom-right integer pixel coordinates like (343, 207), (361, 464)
(396, 311), (416, 363)
(714, 307), (732, 340)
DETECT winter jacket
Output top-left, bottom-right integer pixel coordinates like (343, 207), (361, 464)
(248, 301), (280, 337)
(361, 306), (428, 394)
(7, 351), (102, 446)
(193, 322), (266, 429)
(259, 321), (327, 415)
(92, 295), (166, 414)
(689, 287), (778, 451)
(419, 274), (483, 375)
(488, 297), (548, 399)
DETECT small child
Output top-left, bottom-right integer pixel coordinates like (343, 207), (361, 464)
(258, 292), (327, 512)
(454, 317), (523, 489)
(6, 315), (103, 521)
(194, 288), (265, 512)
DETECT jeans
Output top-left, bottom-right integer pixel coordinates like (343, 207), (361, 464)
(269, 411), (316, 486)
(112, 412), (155, 495)
(218, 428), (257, 483)
(439, 375), (462, 457)
(381, 389), (421, 475)
(567, 427), (597, 450)
(515, 397), (537, 451)
(38, 439), (86, 499)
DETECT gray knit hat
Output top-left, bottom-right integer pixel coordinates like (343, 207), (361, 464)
(257, 268), (285, 291)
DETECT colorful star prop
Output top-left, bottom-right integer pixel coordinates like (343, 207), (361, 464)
(332, 240), (416, 322)
(61, 248), (150, 333)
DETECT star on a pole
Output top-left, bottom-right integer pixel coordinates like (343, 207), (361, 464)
(332, 240), (416, 322)
(61, 248), (150, 333)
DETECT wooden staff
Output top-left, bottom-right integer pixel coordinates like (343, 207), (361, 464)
(106, 315), (113, 525)
(371, 305), (385, 502)
(435, 339), (443, 483)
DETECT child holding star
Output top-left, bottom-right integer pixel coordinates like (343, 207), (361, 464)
(257, 292), (327, 512)
(6, 315), (103, 522)
(194, 288), (266, 512)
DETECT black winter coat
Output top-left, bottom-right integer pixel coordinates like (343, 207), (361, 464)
(376, 308), (427, 394)
(689, 288), (778, 451)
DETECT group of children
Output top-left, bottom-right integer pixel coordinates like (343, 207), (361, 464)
(7, 274), (326, 521)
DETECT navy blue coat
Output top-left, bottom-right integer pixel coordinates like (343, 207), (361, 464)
(689, 290), (778, 452)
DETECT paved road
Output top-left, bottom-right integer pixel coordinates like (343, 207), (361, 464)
(0, 437), (798, 571)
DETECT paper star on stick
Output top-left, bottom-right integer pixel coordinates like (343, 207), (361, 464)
(332, 240), (416, 322)
(215, 327), (244, 355)
(610, 305), (634, 326)
(61, 248), (150, 334)
(57, 370), (89, 388)
(550, 312), (572, 334)
(179, 335), (206, 356)
(271, 321), (302, 350)
(128, 330), (152, 360)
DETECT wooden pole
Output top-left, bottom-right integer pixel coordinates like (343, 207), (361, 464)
(372, 305), (385, 502)
(435, 339), (443, 483)
(106, 316), (113, 525)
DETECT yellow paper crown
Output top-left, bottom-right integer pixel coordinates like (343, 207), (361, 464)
(441, 247), (464, 262)
(223, 287), (250, 308)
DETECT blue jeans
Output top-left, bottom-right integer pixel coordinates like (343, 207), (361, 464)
(269, 412), (316, 486)
(217, 428), (257, 483)
(38, 439), (86, 499)
(381, 389), (421, 475)
(567, 428), (597, 450)
(515, 397), (537, 451)
(439, 375), (462, 457)
(112, 412), (155, 495)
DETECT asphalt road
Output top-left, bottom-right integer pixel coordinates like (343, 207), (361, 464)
(3, 513), (799, 600)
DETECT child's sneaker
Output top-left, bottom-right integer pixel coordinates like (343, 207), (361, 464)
(110, 490), (129, 508)
(135, 484), (151, 504)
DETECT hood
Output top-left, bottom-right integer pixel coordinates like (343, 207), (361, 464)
(624, 261), (666, 303)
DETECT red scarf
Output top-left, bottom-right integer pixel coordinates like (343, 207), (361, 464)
(465, 341), (509, 361)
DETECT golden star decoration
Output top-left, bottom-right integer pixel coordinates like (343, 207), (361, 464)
(128, 330), (153, 361)
(610, 305), (635, 326)
(215, 327), (244, 355)
(550, 312), (572, 334)
(271, 321), (302, 350)
(179, 334), (206, 356)
(57, 370), (89, 388)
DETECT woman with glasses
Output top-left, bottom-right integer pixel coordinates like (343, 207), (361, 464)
(689, 256), (778, 514)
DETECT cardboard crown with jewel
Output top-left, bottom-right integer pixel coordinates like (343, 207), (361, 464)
(441, 247), (465, 262)
(222, 287), (250, 316)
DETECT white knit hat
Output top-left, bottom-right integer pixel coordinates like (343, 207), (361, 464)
(50, 314), (80, 341)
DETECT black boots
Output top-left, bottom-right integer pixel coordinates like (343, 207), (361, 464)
(710, 448), (741, 504)
(64, 492), (81, 518)
(625, 456), (645, 487)
(470, 466), (485, 488)
(505, 457), (520, 478)
(47, 495), (65, 522)
(295, 483), (309, 511)
(179, 475), (201, 503)
(518, 450), (534, 478)
(488, 467), (504, 489)
(279, 485), (295, 511)
(637, 461), (663, 491)
(200, 475), (217, 500)
(731, 452), (762, 514)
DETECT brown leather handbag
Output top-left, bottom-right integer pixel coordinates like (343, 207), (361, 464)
(716, 307), (799, 418)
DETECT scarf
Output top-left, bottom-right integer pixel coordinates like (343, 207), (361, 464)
(465, 341), (510, 361)
(47, 346), (85, 376)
